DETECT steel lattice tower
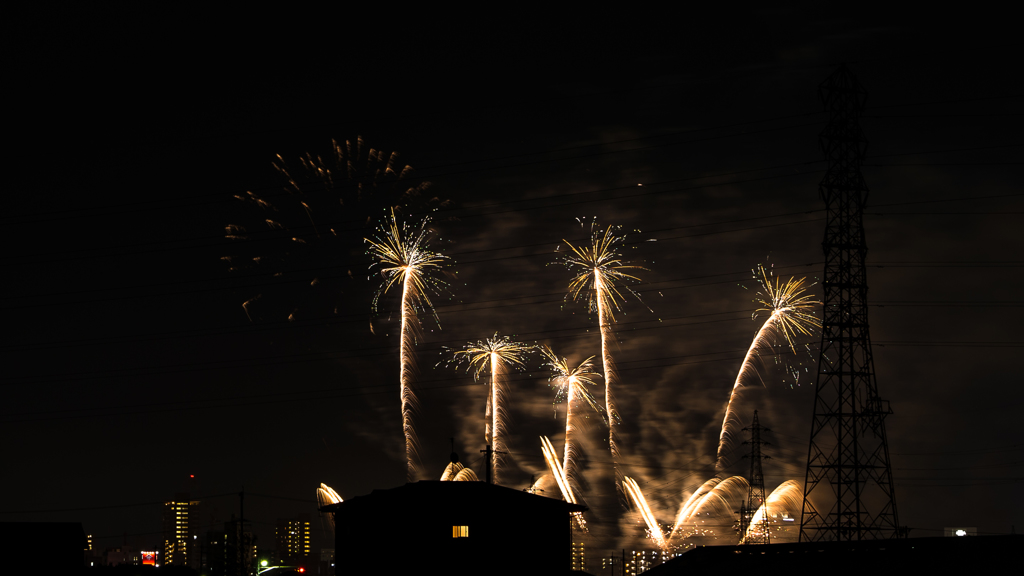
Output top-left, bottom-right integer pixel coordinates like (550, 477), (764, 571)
(799, 64), (900, 542)
(741, 410), (771, 544)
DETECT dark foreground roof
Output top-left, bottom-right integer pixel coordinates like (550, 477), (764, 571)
(0, 522), (86, 572)
(647, 535), (1021, 575)
(320, 480), (587, 514)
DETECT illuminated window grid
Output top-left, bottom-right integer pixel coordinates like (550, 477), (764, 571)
(452, 525), (469, 538)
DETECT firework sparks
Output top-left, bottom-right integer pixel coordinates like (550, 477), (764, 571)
(317, 483), (343, 506)
(560, 220), (648, 486)
(448, 333), (533, 485)
(739, 480), (802, 544)
(670, 477), (722, 539)
(670, 476), (749, 541)
(540, 345), (602, 496)
(316, 483), (343, 533)
(624, 476), (668, 551)
(716, 265), (820, 469)
(526, 474), (548, 494)
(366, 209), (452, 481)
(440, 460), (480, 482)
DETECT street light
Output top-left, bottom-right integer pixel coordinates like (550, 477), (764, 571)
(257, 562), (303, 575)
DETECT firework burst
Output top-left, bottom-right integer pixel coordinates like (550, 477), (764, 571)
(366, 208), (452, 481)
(559, 220), (648, 487)
(716, 265), (820, 469)
(224, 136), (448, 324)
(448, 333), (533, 484)
(540, 345), (601, 500)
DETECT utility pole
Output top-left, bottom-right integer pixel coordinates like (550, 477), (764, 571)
(480, 444), (507, 485)
(239, 489), (244, 576)
(800, 64), (900, 542)
(741, 410), (771, 544)
(481, 445), (493, 484)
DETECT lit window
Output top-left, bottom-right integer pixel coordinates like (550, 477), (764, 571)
(452, 526), (469, 538)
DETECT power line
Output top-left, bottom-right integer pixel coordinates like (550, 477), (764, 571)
(7, 120), (826, 226)
(0, 492), (237, 514)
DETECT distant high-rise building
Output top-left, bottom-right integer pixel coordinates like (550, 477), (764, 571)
(162, 493), (199, 568)
(104, 544), (141, 566)
(205, 516), (255, 576)
(320, 548), (335, 575)
(571, 542), (586, 572)
(275, 514), (311, 566)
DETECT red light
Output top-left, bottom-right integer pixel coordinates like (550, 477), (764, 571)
(298, 569), (305, 573)
(190, 474), (194, 478)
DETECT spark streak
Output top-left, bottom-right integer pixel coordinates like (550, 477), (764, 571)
(624, 476), (667, 551)
(561, 221), (648, 488)
(716, 265), (820, 469)
(541, 436), (577, 504)
(450, 334), (533, 484)
(542, 436), (587, 530)
(366, 209), (451, 481)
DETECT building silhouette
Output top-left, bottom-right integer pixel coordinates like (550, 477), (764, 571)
(1, 522), (87, 573)
(320, 481), (585, 575)
(204, 515), (255, 576)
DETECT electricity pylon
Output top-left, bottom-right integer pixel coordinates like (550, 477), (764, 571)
(740, 410), (771, 544)
(800, 64), (900, 541)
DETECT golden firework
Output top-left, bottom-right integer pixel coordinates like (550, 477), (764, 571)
(366, 208), (451, 481)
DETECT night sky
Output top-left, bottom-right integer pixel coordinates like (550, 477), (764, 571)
(6, 8), (1022, 560)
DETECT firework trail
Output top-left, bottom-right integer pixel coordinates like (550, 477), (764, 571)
(449, 333), (533, 485)
(739, 480), (802, 544)
(224, 136), (448, 324)
(540, 345), (602, 494)
(624, 476), (668, 551)
(716, 265), (820, 469)
(560, 221), (648, 488)
(366, 209), (451, 481)
(670, 476), (749, 540)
